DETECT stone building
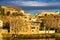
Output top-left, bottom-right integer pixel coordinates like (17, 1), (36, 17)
(1, 6), (24, 16)
(0, 20), (3, 28)
(1, 6), (60, 34)
(38, 11), (59, 16)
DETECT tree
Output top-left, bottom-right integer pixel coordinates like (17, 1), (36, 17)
(3, 22), (10, 33)
(40, 22), (45, 30)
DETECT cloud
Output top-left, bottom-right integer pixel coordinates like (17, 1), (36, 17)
(0, 0), (60, 6)
(9, 1), (60, 6)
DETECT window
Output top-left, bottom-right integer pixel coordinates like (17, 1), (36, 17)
(45, 14), (47, 16)
(7, 11), (10, 16)
(50, 28), (54, 30)
(32, 30), (34, 32)
(29, 18), (31, 20)
(31, 27), (35, 29)
(24, 17), (27, 18)
(38, 16), (41, 18)
(37, 27), (38, 29)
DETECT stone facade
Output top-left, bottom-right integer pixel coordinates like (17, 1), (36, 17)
(0, 6), (60, 34)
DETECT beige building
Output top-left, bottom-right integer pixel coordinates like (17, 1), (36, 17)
(1, 6), (24, 15)
(30, 21), (40, 34)
(0, 20), (3, 27)
(57, 18), (60, 28)
(1, 6), (60, 34)
(38, 11), (59, 16)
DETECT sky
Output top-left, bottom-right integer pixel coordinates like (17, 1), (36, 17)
(0, 0), (60, 15)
